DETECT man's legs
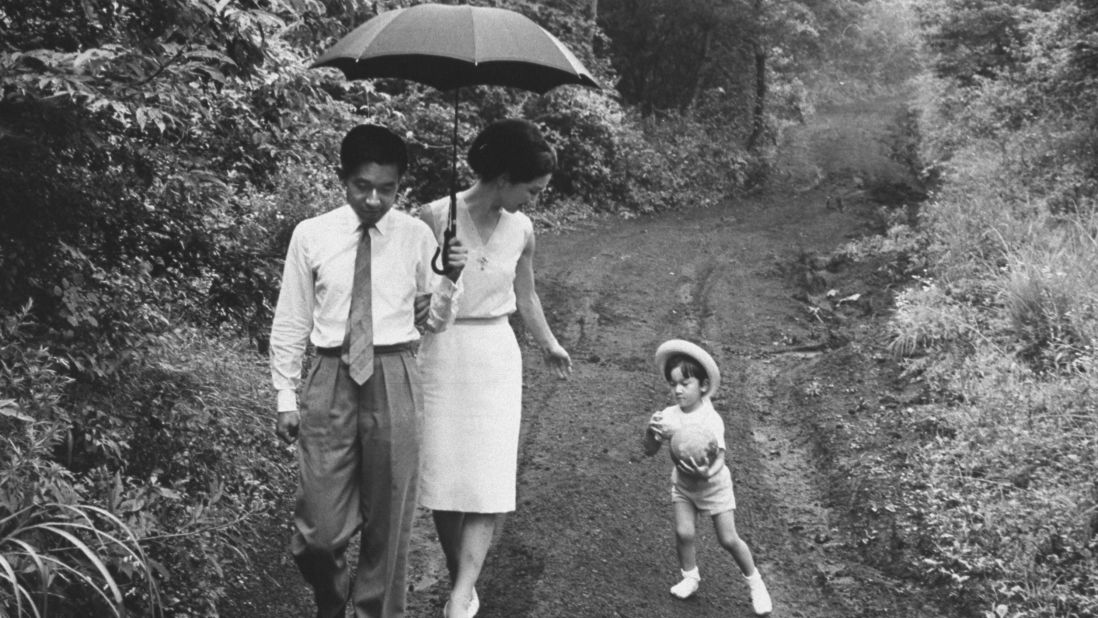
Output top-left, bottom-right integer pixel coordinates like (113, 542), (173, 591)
(351, 350), (422, 618)
(292, 355), (363, 618)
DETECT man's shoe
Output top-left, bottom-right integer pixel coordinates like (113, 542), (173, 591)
(744, 570), (772, 615)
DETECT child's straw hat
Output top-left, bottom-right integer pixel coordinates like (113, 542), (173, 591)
(654, 339), (721, 399)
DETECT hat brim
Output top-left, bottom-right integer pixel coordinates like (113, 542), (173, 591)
(654, 339), (721, 399)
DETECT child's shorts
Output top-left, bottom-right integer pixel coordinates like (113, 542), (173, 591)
(671, 467), (736, 516)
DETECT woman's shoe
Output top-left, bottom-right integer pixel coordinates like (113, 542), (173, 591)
(468, 588), (480, 617)
(443, 590), (478, 618)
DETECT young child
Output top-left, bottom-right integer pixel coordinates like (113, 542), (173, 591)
(643, 339), (773, 616)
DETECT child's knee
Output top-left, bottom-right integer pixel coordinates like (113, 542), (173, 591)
(674, 523), (696, 544)
(717, 533), (742, 552)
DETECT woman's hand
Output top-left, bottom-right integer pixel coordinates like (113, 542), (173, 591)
(543, 342), (572, 379)
(444, 237), (468, 281)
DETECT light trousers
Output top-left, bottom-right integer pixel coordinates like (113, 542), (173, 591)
(291, 348), (421, 618)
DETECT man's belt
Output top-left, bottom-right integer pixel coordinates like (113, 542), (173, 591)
(315, 342), (415, 357)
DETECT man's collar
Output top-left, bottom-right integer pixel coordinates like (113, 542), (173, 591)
(339, 204), (394, 234)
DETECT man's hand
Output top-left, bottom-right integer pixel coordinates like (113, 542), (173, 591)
(445, 237), (468, 281)
(414, 294), (432, 330)
(276, 410), (300, 444)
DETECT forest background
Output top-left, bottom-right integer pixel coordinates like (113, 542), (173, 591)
(1, 0), (1096, 616)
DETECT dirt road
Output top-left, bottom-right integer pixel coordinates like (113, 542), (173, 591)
(396, 187), (942, 618)
(222, 99), (951, 617)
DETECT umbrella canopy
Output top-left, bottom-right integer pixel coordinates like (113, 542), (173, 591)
(312, 3), (600, 274)
(311, 3), (600, 93)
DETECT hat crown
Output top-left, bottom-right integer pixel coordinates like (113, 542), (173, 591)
(654, 339), (721, 400)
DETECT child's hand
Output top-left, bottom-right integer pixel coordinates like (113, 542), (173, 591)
(703, 454), (726, 479)
(675, 454), (710, 479)
(648, 411), (678, 441)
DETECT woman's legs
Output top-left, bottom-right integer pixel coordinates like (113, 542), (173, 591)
(436, 511), (498, 617)
(431, 510), (465, 584)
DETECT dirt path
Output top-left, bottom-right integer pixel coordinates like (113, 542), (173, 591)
(410, 187), (941, 618)
(221, 99), (949, 617)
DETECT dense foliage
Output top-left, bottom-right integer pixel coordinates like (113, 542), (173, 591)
(0, 0), (773, 614)
(13, 0), (1091, 616)
(834, 2), (1098, 616)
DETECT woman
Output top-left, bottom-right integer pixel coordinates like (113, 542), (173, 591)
(418, 118), (572, 618)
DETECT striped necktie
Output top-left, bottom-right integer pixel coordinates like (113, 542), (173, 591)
(343, 225), (373, 384)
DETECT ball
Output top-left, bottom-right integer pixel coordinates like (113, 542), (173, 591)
(669, 423), (719, 471)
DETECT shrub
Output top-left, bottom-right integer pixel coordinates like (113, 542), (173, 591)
(1, 304), (162, 617)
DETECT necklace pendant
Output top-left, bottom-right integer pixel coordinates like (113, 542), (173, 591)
(478, 255), (489, 270)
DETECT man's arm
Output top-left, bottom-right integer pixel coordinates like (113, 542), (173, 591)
(416, 224), (465, 333)
(269, 225), (314, 443)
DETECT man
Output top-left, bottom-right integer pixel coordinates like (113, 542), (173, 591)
(269, 124), (466, 618)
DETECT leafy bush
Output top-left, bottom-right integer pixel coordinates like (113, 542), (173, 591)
(1, 305), (162, 617)
(859, 3), (1098, 614)
(887, 278), (973, 358)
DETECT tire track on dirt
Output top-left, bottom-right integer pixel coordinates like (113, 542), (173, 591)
(454, 186), (951, 618)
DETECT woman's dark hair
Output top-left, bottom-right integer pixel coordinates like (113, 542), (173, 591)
(340, 124), (408, 179)
(663, 354), (708, 385)
(467, 118), (556, 183)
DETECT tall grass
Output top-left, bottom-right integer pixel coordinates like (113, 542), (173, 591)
(0, 497), (162, 617)
(861, 63), (1098, 616)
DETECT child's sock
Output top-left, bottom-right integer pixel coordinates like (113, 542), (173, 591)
(743, 569), (772, 615)
(670, 567), (700, 599)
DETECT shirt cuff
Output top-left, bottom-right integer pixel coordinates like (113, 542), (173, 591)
(276, 389), (298, 413)
(436, 274), (460, 296)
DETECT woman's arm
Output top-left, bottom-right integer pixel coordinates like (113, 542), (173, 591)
(514, 231), (572, 378)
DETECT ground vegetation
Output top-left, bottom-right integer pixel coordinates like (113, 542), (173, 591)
(2, 0), (1095, 617)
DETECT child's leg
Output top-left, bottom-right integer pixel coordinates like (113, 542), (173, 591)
(713, 510), (772, 615)
(673, 501), (698, 571)
(669, 501), (702, 599)
(712, 509), (756, 575)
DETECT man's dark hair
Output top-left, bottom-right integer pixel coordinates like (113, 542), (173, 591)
(340, 124), (409, 179)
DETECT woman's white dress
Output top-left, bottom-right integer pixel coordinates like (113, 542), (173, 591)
(418, 196), (533, 513)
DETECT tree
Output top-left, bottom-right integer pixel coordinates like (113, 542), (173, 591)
(598, 0), (844, 150)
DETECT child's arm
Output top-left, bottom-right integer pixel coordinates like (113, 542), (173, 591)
(643, 423), (664, 456)
(702, 448), (727, 479)
(644, 411), (673, 456)
(675, 448), (726, 479)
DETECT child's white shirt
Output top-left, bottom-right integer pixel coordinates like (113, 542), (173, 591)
(650, 398), (727, 450)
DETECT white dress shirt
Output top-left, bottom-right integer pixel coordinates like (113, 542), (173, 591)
(269, 205), (461, 412)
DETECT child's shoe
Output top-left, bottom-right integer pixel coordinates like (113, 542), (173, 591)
(744, 569), (772, 615)
(669, 567), (700, 599)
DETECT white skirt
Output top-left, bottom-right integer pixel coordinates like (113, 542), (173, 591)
(418, 317), (522, 513)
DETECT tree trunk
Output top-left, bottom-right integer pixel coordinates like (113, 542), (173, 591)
(747, 41), (767, 152)
(686, 27), (714, 114)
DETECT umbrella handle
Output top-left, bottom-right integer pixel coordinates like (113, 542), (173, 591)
(431, 226), (455, 275)
(431, 90), (462, 277)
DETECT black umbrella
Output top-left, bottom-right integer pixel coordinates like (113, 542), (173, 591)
(313, 2), (601, 273)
